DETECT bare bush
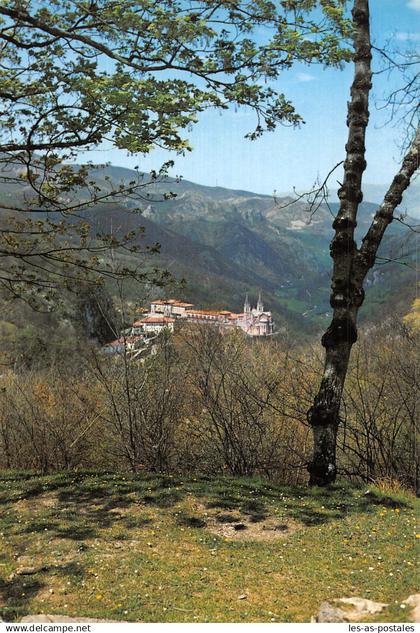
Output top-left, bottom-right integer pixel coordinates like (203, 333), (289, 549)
(1, 320), (416, 492)
(0, 369), (98, 472)
(339, 324), (419, 490)
(91, 332), (188, 473)
(183, 326), (310, 481)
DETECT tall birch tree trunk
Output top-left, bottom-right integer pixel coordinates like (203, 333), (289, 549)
(307, 0), (420, 486)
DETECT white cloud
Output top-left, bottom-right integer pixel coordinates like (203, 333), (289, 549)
(407, 0), (420, 10)
(296, 72), (316, 83)
(395, 31), (420, 41)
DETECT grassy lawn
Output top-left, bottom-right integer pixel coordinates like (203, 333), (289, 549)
(0, 472), (417, 622)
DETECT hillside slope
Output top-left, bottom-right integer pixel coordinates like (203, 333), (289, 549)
(86, 167), (417, 332)
(1, 162), (417, 335)
(0, 472), (417, 623)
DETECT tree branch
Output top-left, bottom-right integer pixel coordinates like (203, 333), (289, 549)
(356, 125), (420, 275)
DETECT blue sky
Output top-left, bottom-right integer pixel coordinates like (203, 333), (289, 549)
(80, 0), (419, 195)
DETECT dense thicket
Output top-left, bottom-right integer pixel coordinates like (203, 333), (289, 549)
(0, 322), (417, 491)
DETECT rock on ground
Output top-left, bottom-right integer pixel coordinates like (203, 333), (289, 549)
(337, 597), (388, 618)
(403, 594), (420, 623)
(314, 601), (349, 623)
(15, 566), (45, 576)
(314, 597), (388, 622)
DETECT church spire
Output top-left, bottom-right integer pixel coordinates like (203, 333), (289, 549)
(244, 293), (251, 315)
(256, 291), (263, 313)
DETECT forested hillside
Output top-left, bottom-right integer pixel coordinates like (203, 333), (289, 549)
(1, 163), (417, 338)
(67, 166), (420, 334)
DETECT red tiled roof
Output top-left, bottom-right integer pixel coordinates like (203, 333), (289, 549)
(140, 316), (176, 324)
(151, 299), (194, 307)
(108, 338), (123, 347)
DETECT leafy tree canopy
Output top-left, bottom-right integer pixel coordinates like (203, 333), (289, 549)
(0, 0), (351, 306)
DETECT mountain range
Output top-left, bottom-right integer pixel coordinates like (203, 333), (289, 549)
(1, 162), (418, 337)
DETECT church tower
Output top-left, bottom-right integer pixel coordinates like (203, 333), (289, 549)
(244, 293), (251, 315)
(256, 291), (264, 313)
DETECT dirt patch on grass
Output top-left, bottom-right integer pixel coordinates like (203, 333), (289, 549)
(206, 514), (301, 541)
(192, 502), (302, 541)
(15, 493), (58, 513)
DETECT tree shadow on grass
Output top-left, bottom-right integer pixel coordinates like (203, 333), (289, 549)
(141, 490), (183, 508)
(0, 559), (89, 622)
(1, 472), (414, 533)
(122, 516), (153, 529)
(0, 473), (94, 506)
(18, 513), (110, 541)
(20, 520), (61, 535)
(52, 561), (86, 580)
(0, 574), (44, 622)
(54, 525), (97, 541)
(0, 472), (163, 540)
(192, 477), (414, 527)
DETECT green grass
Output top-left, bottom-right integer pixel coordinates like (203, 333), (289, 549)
(0, 472), (417, 622)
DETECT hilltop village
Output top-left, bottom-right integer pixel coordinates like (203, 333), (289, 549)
(104, 295), (274, 355)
